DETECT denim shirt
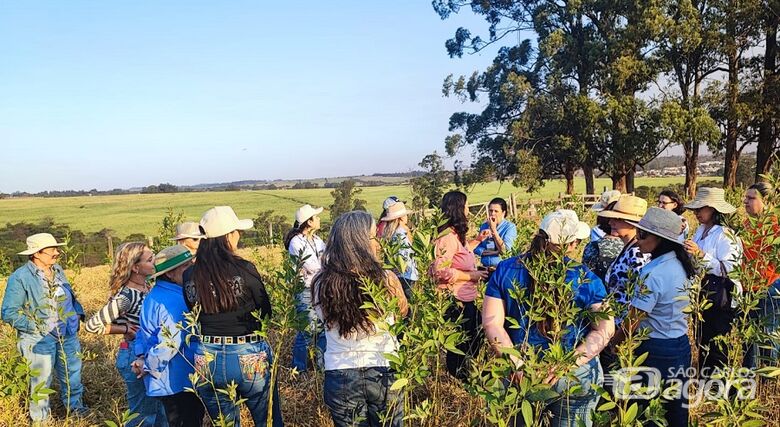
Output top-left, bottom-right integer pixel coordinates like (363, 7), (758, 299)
(1, 262), (84, 336)
(485, 254), (606, 351)
(474, 220), (518, 267)
(138, 278), (196, 396)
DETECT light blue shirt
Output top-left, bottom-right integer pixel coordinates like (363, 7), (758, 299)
(138, 279), (196, 397)
(474, 219), (518, 267)
(630, 251), (690, 339)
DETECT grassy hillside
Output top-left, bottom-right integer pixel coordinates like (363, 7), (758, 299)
(0, 177), (684, 237)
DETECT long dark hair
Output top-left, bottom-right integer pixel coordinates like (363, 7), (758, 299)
(748, 182), (774, 199)
(284, 219), (312, 250)
(597, 201), (619, 234)
(192, 234), (246, 313)
(313, 211), (387, 338)
(659, 190), (686, 215)
(650, 239), (697, 279)
(438, 191), (468, 245)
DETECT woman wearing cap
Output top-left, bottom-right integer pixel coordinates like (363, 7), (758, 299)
(613, 208), (697, 426)
(376, 196), (400, 237)
(582, 200), (623, 281)
(84, 242), (165, 426)
(170, 222), (206, 256)
(483, 210), (612, 426)
(135, 245), (203, 427)
(380, 201), (418, 301)
(742, 182), (779, 366)
(430, 191), (489, 380)
(590, 190), (621, 242)
(184, 206), (282, 426)
(284, 204), (327, 372)
(1, 233), (88, 423)
(683, 187), (743, 372)
(656, 190), (689, 239)
(314, 211), (408, 427)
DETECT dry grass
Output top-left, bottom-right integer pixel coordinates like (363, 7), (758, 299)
(1, 245), (778, 426)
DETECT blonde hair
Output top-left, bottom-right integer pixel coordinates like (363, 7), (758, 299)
(381, 218), (403, 240)
(108, 242), (149, 297)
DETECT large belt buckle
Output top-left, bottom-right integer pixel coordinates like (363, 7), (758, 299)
(250, 334), (259, 343)
(237, 335), (247, 344)
(225, 336), (234, 345)
(202, 336), (211, 344)
(213, 336), (222, 345)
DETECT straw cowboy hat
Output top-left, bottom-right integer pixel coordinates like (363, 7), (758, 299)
(591, 190), (622, 212)
(152, 245), (194, 278)
(381, 201), (408, 222)
(597, 195), (648, 222)
(295, 204), (324, 224)
(200, 206), (254, 238)
(627, 207), (684, 244)
(683, 187), (736, 214)
(540, 209), (590, 245)
(169, 222), (206, 241)
(18, 233), (66, 255)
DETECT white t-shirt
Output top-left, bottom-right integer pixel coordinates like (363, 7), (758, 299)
(692, 224), (743, 307)
(288, 234), (326, 288)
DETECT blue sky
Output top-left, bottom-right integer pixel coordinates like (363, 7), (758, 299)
(0, 1), (507, 193)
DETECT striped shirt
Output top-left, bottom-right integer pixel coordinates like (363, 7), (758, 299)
(85, 286), (147, 334)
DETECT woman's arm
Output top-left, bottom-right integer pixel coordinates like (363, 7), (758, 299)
(431, 234), (484, 285)
(83, 294), (134, 335)
(483, 296), (522, 368)
(573, 302), (615, 367)
(384, 273), (409, 317)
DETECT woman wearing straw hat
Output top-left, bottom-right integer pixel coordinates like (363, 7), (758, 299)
(314, 211), (408, 427)
(184, 206), (282, 426)
(1, 233), (88, 424)
(284, 204), (327, 373)
(134, 245), (204, 427)
(84, 242), (166, 426)
(376, 196), (401, 237)
(683, 187), (743, 373)
(380, 200), (418, 301)
(613, 208), (697, 427)
(590, 190), (622, 242)
(170, 222), (206, 256)
(483, 209), (612, 426)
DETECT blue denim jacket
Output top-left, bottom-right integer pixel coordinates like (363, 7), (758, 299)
(1, 262), (85, 336)
(138, 278), (196, 396)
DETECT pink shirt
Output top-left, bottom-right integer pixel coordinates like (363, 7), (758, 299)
(430, 229), (478, 302)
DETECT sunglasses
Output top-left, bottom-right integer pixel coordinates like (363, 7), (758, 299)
(657, 200), (675, 206)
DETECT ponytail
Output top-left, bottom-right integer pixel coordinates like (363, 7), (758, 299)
(284, 220), (309, 250)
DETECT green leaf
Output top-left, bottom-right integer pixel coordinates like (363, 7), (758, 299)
(521, 400), (533, 426)
(390, 378), (408, 391)
(624, 402), (638, 424)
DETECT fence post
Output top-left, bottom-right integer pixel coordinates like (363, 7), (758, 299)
(147, 236), (154, 249)
(107, 236), (113, 259)
(268, 222), (274, 244)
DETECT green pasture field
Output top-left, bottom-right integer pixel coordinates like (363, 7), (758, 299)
(0, 177), (684, 237)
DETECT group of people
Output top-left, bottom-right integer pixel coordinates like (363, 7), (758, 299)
(1, 182), (777, 427)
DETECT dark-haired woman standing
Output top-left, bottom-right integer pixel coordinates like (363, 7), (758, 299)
(430, 191), (489, 380)
(314, 211), (408, 427)
(184, 206), (282, 427)
(616, 207), (698, 426)
(656, 189), (688, 239)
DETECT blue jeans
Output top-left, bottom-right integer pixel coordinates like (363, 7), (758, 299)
(195, 340), (283, 427)
(115, 340), (167, 426)
(748, 279), (780, 367)
(291, 289), (326, 372)
(637, 335), (691, 427)
(17, 332), (86, 422)
(323, 367), (403, 427)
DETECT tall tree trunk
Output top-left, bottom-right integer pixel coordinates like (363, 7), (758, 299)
(724, 37), (740, 189)
(583, 162), (595, 195)
(684, 140), (699, 200)
(626, 167), (635, 193)
(612, 174), (627, 192)
(564, 166), (576, 195)
(757, 4), (779, 181)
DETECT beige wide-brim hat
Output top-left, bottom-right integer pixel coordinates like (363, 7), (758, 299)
(18, 233), (66, 255)
(169, 222), (206, 241)
(381, 201), (408, 222)
(591, 190), (622, 212)
(598, 195), (648, 222)
(152, 245), (194, 278)
(200, 206), (253, 238)
(683, 187), (736, 214)
(627, 207), (684, 245)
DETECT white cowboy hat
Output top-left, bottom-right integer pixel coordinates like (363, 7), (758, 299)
(295, 204), (324, 224)
(683, 187), (737, 214)
(18, 233), (66, 255)
(591, 190), (622, 212)
(200, 206), (253, 238)
(627, 207), (684, 244)
(169, 222), (206, 241)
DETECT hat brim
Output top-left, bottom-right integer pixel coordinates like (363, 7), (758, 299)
(169, 233), (206, 241)
(381, 209), (408, 222)
(18, 242), (66, 255)
(574, 222), (591, 241)
(683, 201), (736, 214)
(626, 220), (684, 245)
(298, 207), (324, 224)
(597, 210), (644, 222)
(236, 219), (254, 231)
(152, 260), (193, 279)
(591, 203), (607, 212)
